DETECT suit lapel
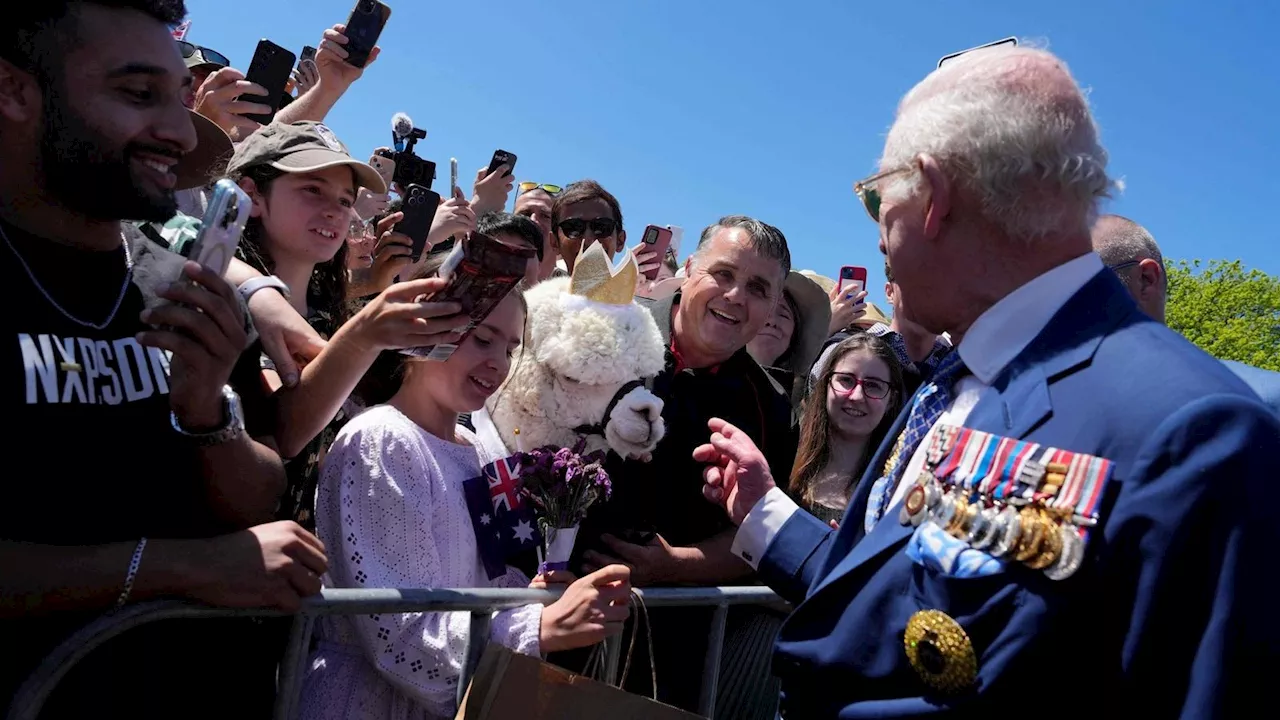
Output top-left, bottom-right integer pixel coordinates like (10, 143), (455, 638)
(805, 270), (1141, 597)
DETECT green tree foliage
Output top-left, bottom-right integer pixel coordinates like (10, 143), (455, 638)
(1166, 259), (1280, 371)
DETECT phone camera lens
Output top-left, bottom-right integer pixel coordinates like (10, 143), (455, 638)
(359, 0), (375, 12)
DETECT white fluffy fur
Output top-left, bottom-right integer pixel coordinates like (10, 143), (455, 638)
(486, 277), (668, 459)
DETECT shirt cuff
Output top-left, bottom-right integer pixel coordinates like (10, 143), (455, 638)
(731, 486), (800, 570)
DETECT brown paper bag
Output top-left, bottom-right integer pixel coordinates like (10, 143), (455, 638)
(455, 643), (702, 720)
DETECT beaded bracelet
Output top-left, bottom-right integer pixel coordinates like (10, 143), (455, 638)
(113, 538), (148, 611)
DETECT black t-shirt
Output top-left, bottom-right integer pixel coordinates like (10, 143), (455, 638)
(0, 221), (279, 717)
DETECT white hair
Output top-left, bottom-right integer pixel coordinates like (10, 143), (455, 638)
(880, 46), (1118, 241)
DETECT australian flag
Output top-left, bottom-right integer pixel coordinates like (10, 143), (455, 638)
(463, 455), (543, 580)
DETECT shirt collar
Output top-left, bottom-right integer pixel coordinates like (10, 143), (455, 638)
(958, 252), (1104, 384)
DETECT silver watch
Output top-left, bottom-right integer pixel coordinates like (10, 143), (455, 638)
(237, 275), (291, 304)
(171, 385), (245, 446)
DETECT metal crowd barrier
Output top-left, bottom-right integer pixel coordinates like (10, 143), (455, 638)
(9, 586), (788, 720)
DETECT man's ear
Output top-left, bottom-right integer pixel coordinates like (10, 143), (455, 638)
(917, 154), (951, 241)
(238, 176), (267, 218)
(0, 58), (41, 124)
(1138, 258), (1164, 295)
(884, 281), (894, 306)
(615, 228), (627, 254)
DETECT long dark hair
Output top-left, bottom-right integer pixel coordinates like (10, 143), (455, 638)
(789, 333), (905, 505)
(230, 164), (351, 335)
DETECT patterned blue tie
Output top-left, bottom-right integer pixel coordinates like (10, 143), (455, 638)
(863, 350), (969, 532)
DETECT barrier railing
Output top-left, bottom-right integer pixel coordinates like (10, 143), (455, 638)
(9, 586), (788, 720)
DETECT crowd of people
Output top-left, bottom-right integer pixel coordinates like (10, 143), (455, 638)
(2, 1), (1277, 719)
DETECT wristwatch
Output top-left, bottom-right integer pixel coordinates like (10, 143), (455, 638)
(237, 275), (291, 304)
(171, 385), (245, 446)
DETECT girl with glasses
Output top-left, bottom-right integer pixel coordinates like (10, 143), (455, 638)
(789, 334), (905, 525)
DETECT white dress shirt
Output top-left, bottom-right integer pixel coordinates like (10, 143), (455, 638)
(732, 253), (1106, 569)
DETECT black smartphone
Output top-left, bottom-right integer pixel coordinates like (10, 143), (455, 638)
(243, 39), (296, 125)
(394, 152), (436, 191)
(300, 45), (317, 65)
(343, 0), (392, 69)
(487, 150), (517, 178)
(399, 184), (441, 262)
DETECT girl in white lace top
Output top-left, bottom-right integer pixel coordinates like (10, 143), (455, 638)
(298, 289), (631, 720)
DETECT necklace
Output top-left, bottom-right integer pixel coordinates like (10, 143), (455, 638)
(0, 222), (134, 330)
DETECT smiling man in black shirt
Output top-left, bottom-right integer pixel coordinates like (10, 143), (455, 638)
(0, 2), (328, 718)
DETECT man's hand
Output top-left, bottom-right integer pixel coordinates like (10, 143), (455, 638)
(427, 187), (477, 246)
(179, 521), (328, 612)
(829, 286), (869, 335)
(354, 188), (390, 221)
(139, 262), (249, 430)
(316, 24), (380, 90)
(291, 58), (320, 97)
(582, 533), (684, 586)
(470, 165), (514, 216)
(193, 67), (268, 140)
(248, 289), (326, 388)
(694, 418), (778, 526)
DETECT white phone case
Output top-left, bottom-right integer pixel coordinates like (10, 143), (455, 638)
(188, 179), (251, 278)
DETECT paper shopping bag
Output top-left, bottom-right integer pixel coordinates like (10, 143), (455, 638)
(455, 643), (702, 720)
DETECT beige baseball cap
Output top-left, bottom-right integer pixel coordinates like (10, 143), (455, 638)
(227, 121), (386, 193)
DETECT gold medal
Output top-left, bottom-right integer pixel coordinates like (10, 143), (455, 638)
(904, 610), (978, 694)
(1026, 512), (1064, 570)
(901, 483), (928, 525)
(1014, 506), (1046, 562)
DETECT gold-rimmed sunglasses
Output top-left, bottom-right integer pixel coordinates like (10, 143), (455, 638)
(853, 165), (914, 222)
(517, 182), (562, 196)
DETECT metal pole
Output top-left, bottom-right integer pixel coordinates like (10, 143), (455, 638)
(456, 611), (493, 710)
(273, 613), (315, 720)
(697, 603), (729, 718)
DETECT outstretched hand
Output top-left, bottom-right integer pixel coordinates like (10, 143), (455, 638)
(693, 418), (777, 526)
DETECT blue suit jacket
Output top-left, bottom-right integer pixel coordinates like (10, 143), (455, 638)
(760, 271), (1280, 718)
(1222, 360), (1280, 416)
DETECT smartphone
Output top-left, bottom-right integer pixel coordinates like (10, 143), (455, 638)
(938, 37), (1017, 68)
(403, 231), (537, 361)
(487, 149), (517, 178)
(837, 265), (868, 296)
(450, 158), (459, 196)
(187, 180), (251, 277)
(369, 154), (395, 187)
(639, 225), (673, 281)
(398, 184), (441, 262)
(243, 39), (296, 125)
(299, 45), (317, 65)
(394, 151), (435, 191)
(343, 0), (391, 69)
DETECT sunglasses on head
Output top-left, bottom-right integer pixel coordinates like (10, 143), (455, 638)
(853, 165), (915, 222)
(518, 182), (562, 196)
(557, 217), (618, 240)
(177, 40), (230, 69)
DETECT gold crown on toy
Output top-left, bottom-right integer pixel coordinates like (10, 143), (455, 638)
(570, 243), (638, 306)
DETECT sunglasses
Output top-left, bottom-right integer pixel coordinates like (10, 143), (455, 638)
(830, 372), (892, 400)
(557, 217), (618, 240)
(518, 182), (563, 196)
(177, 40), (230, 69)
(1107, 260), (1141, 273)
(853, 165), (914, 222)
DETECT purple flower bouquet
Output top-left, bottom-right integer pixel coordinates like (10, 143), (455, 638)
(514, 436), (612, 574)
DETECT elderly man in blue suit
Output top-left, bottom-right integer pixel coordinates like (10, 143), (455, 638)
(1092, 213), (1280, 415)
(696, 45), (1280, 718)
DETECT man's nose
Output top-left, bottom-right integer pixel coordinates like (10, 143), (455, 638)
(158, 102), (199, 156)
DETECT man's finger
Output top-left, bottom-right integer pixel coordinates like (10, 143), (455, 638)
(582, 550), (625, 571)
(260, 331), (300, 387)
(226, 100), (273, 117)
(599, 534), (644, 561)
(707, 417), (740, 436)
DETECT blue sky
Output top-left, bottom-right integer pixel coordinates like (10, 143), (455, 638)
(189, 0), (1279, 306)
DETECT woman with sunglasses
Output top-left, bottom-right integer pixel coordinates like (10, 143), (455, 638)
(789, 333), (905, 526)
(550, 179), (626, 272)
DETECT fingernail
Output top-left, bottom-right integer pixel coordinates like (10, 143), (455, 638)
(140, 310), (153, 322)
(284, 372), (299, 387)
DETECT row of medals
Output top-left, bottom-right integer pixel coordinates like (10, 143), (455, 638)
(898, 459), (1089, 581)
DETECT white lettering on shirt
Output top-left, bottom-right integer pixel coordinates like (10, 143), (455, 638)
(18, 333), (172, 405)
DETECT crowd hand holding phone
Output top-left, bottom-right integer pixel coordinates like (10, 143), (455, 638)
(193, 67), (269, 139)
(345, 277), (470, 353)
(137, 262), (250, 430)
(470, 164), (514, 216)
(366, 211), (415, 293)
(428, 187), (477, 248)
(353, 187), (389, 221)
(316, 23), (380, 91)
(291, 58), (320, 97)
(829, 285), (869, 335)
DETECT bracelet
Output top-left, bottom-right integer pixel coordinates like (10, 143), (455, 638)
(113, 538), (148, 611)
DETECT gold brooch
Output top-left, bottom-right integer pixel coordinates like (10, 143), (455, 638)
(904, 610), (977, 693)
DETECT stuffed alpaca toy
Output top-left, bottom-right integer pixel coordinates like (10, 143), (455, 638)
(483, 243), (667, 459)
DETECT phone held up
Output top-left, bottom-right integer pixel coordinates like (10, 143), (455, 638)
(299, 45), (317, 65)
(837, 265), (868, 297)
(183, 179), (252, 280)
(402, 232), (536, 362)
(398, 184), (442, 262)
(488, 150), (517, 179)
(639, 225), (673, 281)
(243, 39), (296, 125)
(343, 0), (391, 69)
(450, 158), (459, 197)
